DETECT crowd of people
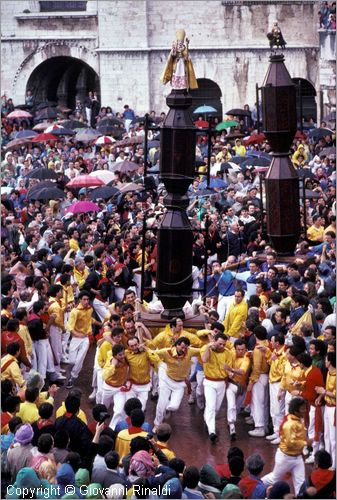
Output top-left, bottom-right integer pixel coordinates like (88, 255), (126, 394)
(0, 93), (336, 500)
(318, 2), (336, 29)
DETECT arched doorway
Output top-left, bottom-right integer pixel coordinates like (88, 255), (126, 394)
(26, 56), (100, 109)
(292, 78), (317, 123)
(190, 78), (222, 119)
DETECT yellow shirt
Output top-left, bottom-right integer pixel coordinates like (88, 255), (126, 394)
(16, 401), (39, 424)
(325, 369), (336, 406)
(61, 284), (74, 308)
(98, 340), (113, 369)
(148, 347), (200, 381)
(232, 354), (251, 385)
(269, 346), (287, 383)
(249, 340), (271, 384)
(55, 403), (87, 424)
(115, 428), (148, 461)
(280, 361), (304, 392)
(125, 349), (153, 384)
(69, 238), (80, 251)
(224, 301), (248, 339)
(48, 299), (65, 330)
(279, 414), (307, 456)
(74, 267), (89, 290)
(156, 442), (176, 461)
(1, 354), (25, 388)
(307, 225), (324, 242)
(66, 304), (93, 336)
(201, 345), (233, 380)
(18, 324), (33, 356)
(103, 353), (129, 387)
(145, 328), (203, 349)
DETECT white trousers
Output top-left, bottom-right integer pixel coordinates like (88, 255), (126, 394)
(129, 382), (151, 411)
(250, 373), (269, 429)
(154, 371), (185, 426)
(68, 336), (90, 379)
(93, 299), (108, 322)
(49, 325), (63, 373)
(285, 391), (294, 414)
(262, 448), (305, 496)
(33, 339), (55, 379)
(226, 382), (246, 425)
(269, 381), (285, 437)
(308, 405), (320, 452)
(102, 382), (126, 430)
(217, 296), (234, 322)
(324, 406), (336, 469)
(203, 378), (226, 435)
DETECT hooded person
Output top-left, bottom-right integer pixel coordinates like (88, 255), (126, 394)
(221, 483), (242, 499)
(85, 484), (103, 499)
(56, 463), (84, 498)
(292, 145), (308, 166)
(6, 467), (54, 499)
(160, 477), (183, 499)
(106, 483), (126, 499)
(6, 423), (34, 481)
(75, 468), (90, 488)
(198, 464), (222, 498)
(129, 450), (156, 479)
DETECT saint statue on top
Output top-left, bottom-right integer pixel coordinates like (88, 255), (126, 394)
(161, 29), (198, 91)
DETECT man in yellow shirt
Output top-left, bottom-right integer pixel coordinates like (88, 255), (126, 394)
(225, 338), (251, 440)
(307, 214), (325, 243)
(102, 344), (129, 430)
(315, 352), (336, 469)
(278, 346), (304, 414)
(223, 289), (248, 342)
(66, 291), (95, 389)
(15, 309), (33, 360)
(247, 326), (271, 438)
(115, 408), (148, 461)
(48, 284), (66, 380)
(1, 342), (26, 389)
(155, 423), (176, 461)
(262, 397), (310, 496)
(146, 337), (200, 429)
(201, 333), (233, 442)
(266, 333), (287, 445)
(144, 317), (203, 349)
(16, 387), (40, 424)
(125, 336), (155, 411)
(73, 258), (89, 291)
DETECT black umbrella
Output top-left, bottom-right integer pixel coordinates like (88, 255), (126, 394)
(241, 156), (271, 168)
(89, 186), (119, 200)
(309, 128), (334, 140)
(28, 186), (65, 200)
(58, 119), (86, 129)
(319, 146), (336, 158)
(35, 101), (58, 111)
(98, 116), (125, 127)
(26, 168), (58, 180)
(196, 158), (206, 167)
(49, 127), (75, 136)
(97, 125), (126, 138)
(26, 181), (57, 196)
(226, 108), (251, 117)
(35, 107), (58, 120)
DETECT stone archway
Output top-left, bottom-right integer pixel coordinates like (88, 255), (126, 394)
(190, 78), (223, 119)
(292, 77), (317, 123)
(26, 56), (100, 109)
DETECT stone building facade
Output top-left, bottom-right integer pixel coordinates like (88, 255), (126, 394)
(1, 0), (335, 120)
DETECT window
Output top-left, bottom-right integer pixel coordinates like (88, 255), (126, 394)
(39, 1), (87, 11)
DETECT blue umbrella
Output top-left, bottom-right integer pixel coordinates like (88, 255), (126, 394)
(231, 156), (248, 164)
(241, 156), (271, 168)
(14, 130), (37, 138)
(199, 178), (227, 189)
(193, 105), (217, 114)
(246, 151), (272, 160)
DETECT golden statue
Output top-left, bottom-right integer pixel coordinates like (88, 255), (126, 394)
(161, 29), (198, 90)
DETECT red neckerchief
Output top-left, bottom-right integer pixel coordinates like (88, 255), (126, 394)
(37, 418), (54, 430)
(65, 412), (75, 418)
(128, 426), (144, 435)
(28, 313), (40, 321)
(125, 416), (131, 426)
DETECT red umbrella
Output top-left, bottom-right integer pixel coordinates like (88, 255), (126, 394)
(194, 119), (209, 129)
(244, 133), (266, 146)
(295, 130), (307, 140)
(6, 109), (32, 119)
(66, 175), (105, 188)
(31, 133), (58, 143)
(66, 201), (101, 214)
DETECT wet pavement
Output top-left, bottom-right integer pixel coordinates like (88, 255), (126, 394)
(54, 346), (284, 474)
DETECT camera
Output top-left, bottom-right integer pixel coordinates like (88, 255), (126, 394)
(98, 411), (110, 424)
(145, 433), (154, 440)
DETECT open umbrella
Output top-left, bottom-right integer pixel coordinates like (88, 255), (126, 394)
(75, 128), (101, 142)
(94, 136), (116, 145)
(97, 116), (125, 127)
(295, 130), (307, 140)
(241, 156), (271, 168)
(35, 101), (58, 110)
(111, 160), (139, 174)
(31, 133), (58, 143)
(216, 120), (239, 131)
(194, 119), (209, 129)
(7, 109), (32, 119)
(111, 182), (144, 194)
(199, 177), (227, 189)
(4, 137), (32, 150)
(319, 146), (336, 157)
(66, 175), (104, 188)
(220, 161), (242, 173)
(115, 136), (142, 147)
(32, 121), (51, 131)
(244, 133), (266, 146)
(226, 108), (251, 117)
(97, 125), (126, 138)
(45, 124), (75, 135)
(89, 170), (116, 183)
(226, 132), (245, 139)
(58, 119), (86, 129)
(189, 188), (216, 198)
(28, 186), (65, 200)
(13, 130), (37, 139)
(309, 128), (334, 140)
(26, 168), (59, 180)
(231, 156), (248, 164)
(67, 201), (100, 214)
(27, 181), (57, 194)
(35, 107), (58, 120)
(193, 105), (217, 114)
(89, 186), (119, 200)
